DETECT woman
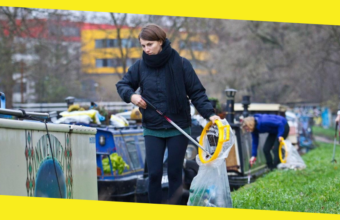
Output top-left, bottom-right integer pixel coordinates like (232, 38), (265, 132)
(116, 24), (220, 205)
(336, 110), (340, 123)
(241, 114), (290, 170)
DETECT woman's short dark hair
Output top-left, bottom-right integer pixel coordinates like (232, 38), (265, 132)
(138, 23), (166, 43)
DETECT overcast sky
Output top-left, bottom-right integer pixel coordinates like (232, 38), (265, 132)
(59, 9), (142, 24)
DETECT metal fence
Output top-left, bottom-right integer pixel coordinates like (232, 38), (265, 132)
(12, 102), (134, 113)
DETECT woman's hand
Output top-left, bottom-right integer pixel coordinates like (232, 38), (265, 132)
(249, 156), (257, 165)
(278, 136), (284, 142)
(335, 114), (340, 123)
(209, 115), (221, 125)
(131, 94), (147, 109)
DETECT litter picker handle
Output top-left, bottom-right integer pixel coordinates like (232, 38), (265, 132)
(248, 162), (252, 184)
(142, 97), (157, 111)
(335, 122), (338, 138)
(142, 97), (164, 116)
(332, 121), (338, 163)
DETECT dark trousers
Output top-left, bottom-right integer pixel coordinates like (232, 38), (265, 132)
(144, 135), (188, 204)
(263, 122), (290, 169)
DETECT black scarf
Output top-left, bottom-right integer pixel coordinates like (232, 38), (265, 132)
(142, 39), (186, 114)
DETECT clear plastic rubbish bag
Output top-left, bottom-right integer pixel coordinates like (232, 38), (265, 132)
(55, 115), (93, 124)
(277, 139), (306, 170)
(59, 109), (103, 124)
(110, 115), (129, 127)
(187, 119), (235, 208)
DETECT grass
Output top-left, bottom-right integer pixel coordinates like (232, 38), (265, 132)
(312, 126), (337, 140)
(230, 141), (340, 214)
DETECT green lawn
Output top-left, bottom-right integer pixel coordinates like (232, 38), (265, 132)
(312, 126), (337, 140)
(231, 141), (340, 214)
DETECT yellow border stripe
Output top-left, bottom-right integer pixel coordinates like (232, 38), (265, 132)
(1, 1), (340, 220)
(1, 195), (339, 219)
(1, 1), (340, 25)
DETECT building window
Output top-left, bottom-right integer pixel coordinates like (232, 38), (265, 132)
(112, 58), (138, 67)
(122, 38), (140, 48)
(107, 39), (116, 47)
(95, 59), (103, 67)
(112, 59), (122, 67)
(95, 58), (139, 68)
(95, 40), (103, 48)
(95, 38), (140, 48)
(121, 39), (129, 48)
(95, 59), (113, 67)
(131, 38), (141, 47)
(95, 39), (116, 48)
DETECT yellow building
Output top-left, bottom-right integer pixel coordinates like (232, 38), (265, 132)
(80, 23), (217, 100)
(81, 23), (217, 75)
(81, 24), (142, 75)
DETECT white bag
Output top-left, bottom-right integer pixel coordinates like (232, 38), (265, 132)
(110, 115), (129, 127)
(187, 119), (235, 208)
(277, 139), (306, 170)
(59, 109), (102, 124)
(55, 115), (93, 124)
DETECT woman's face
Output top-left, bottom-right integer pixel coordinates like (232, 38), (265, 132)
(140, 38), (162, 55)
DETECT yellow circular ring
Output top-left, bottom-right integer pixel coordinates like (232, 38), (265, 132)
(278, 140), (288, 163)
(198, 120), (230, 164)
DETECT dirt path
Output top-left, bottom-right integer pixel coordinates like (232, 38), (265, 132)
(314, 135), (333, 144)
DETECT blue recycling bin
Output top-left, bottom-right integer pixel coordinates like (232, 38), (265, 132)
(0, 92), (12, 119)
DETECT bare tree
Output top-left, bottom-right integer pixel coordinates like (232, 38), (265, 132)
(109, 13), (144, 78)
(205, 20), (331, 104)
(29, 11), (92, 103)
(0, 7), (42, 108)
(0, 7), (94, 106)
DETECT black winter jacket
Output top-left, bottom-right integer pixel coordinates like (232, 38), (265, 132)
(116, 57), (215, 130)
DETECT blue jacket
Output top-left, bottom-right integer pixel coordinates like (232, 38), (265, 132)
(251, 114), (287, 157)
(116, 58), (214, 130)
